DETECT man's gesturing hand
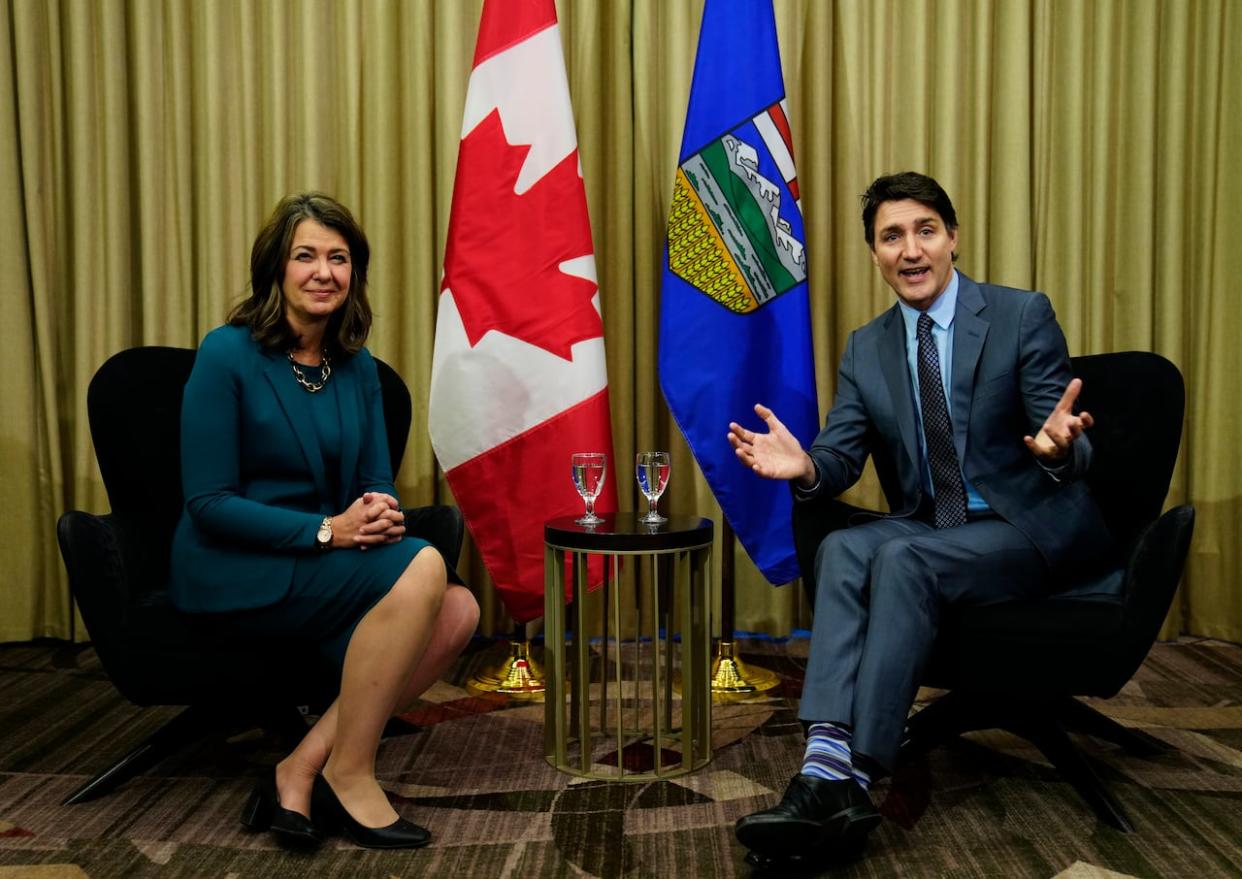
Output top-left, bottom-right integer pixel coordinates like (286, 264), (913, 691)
(728, 403), (816, 485)
(1024, 378), (1094, 462)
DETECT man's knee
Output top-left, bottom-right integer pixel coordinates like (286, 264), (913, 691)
(870, 536), (924, 575)
(812, 527), (890, 610)
(814, 527), (875, 577)
(869, 537), (938, 611)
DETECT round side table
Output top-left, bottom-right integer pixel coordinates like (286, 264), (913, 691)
(544, 513), (713, 780)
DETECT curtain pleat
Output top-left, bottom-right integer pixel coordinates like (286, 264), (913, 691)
(2, 0), (1238, 643)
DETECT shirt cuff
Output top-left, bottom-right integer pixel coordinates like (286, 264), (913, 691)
(1037, 455), (1070, 483)
(792, 461), (822, 499)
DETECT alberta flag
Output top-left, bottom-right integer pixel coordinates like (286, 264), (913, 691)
(429, 0), (617, 622)
(659, 0), (818, 585)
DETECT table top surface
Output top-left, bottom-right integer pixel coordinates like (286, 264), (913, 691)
(544, 512), (714, 552)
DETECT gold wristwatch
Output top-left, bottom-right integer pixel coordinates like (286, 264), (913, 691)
(315, 516), (333, 551)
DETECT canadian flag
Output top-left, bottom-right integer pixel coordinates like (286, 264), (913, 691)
(428, 0), (617, 623)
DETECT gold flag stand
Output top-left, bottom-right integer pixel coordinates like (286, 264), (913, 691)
(711, 521), (780, 700)
(467, 624), (546, 701)
(711, 638), (779, 695)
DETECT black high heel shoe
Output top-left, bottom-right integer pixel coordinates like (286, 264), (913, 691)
(240, 773), (321, 847)
(311, 775), (430, 849)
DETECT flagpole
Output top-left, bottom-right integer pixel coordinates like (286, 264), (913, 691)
(710, 520), (779, 699)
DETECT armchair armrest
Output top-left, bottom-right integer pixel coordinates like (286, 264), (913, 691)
(1117, 504), (1196, 675)
(57, 511), (130, 641)
(402, 504), (466, 584)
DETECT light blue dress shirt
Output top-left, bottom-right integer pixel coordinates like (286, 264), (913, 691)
(897, 270), (990, 513)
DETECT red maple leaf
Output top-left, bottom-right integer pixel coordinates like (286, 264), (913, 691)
(442, 109), (602, 361)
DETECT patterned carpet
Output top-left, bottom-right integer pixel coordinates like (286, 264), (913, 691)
(1, 637), (1240, 878)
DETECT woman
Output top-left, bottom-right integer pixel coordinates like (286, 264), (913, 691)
(169, 192), (479, 849)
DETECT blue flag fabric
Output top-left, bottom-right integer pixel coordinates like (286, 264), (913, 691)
(658, 0), (819, 585)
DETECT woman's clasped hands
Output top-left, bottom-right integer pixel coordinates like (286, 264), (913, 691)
(333, 492), (405, 549)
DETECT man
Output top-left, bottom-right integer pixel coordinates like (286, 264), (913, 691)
(728, 172), (1111, 863)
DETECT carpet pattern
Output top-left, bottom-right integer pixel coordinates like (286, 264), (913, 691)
(1, 638), (1241, 878)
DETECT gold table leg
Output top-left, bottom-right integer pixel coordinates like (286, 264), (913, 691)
(545, 519), (713, 780)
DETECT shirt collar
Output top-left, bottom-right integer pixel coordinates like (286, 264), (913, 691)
(898, 269), (959, 333)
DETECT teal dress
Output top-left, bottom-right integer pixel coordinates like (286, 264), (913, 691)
(169, 325), (430, 671)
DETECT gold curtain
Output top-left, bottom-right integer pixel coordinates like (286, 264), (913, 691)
(2, 0), (1238, 644)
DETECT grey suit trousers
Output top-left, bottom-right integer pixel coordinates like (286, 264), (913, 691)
(797, 514), (1047, 772)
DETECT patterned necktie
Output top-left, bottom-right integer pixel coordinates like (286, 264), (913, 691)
(916, 313), (968, 528)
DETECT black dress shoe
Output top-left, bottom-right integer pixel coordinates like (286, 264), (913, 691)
(312, 775), (431, 850)
(239, 773), (321, 847)
(743, 841), (866, 875)
(735, 774), (879, 858)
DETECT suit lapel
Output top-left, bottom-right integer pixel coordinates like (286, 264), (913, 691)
(878, 305), (921, 476)
(950, 274), (988, 463)
(264, 355), (330, 501)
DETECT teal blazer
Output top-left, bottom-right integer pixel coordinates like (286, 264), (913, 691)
(169, 324), (399, 613)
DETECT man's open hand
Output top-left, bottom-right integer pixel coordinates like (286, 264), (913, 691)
(728, 403), (816, 485)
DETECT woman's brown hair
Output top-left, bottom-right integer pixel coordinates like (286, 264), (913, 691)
(228, 192), (373, 356)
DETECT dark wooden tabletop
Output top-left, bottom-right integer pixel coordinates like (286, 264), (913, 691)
(544, 512), (713, 553)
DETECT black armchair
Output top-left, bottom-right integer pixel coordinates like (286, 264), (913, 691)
(792, 351), (1194, 832)
(55, 346), (465, 804)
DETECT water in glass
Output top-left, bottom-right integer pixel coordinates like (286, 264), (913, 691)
(571, 453), (607, 525)
(635, 451), (670, 524)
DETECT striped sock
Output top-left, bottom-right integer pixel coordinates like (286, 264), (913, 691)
(851, 762), (872, 791)
(801, 721), (855, 783)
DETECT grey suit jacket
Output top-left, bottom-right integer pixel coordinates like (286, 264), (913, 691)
(805, 272), (1110, 571)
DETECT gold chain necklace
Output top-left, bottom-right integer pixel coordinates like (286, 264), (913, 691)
(287, 349), (332, 393)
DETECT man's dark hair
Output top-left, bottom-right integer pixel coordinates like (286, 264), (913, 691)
(228, 192), (373, 357)
(860, 172), (959, 250)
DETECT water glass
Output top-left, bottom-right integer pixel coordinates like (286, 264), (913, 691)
(571, 453), (607, 525)
(635, 451), (671, 524)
